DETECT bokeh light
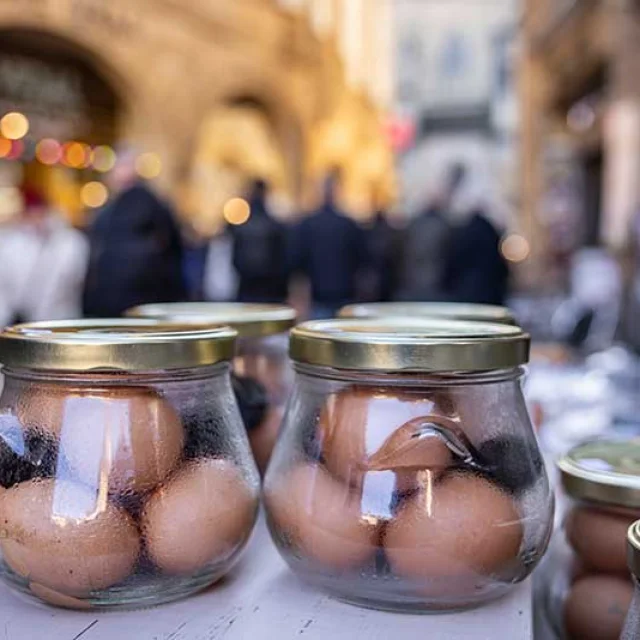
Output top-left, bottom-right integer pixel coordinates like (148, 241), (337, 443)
(223, 198), (251, 225)
(62, 142), (91, 169)
(135, 152), (162, 179)
(501, 234), (531, 263)
(36, 139), (62, 165)
(0, 138), (12, 158)
(80, 181), (109, 208)
(92, 145), (117, 172)
(0, 112), (29, 140)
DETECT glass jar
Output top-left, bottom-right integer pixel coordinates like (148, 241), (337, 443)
(126, 303), (296, 473)
(0, 320), (260, 610)
(622, 520), (640, 640)
(263, 318), (553, 613)
(339, 302), (517, 325)
(541, 439), (640, 640)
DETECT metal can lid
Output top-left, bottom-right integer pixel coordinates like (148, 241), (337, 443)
(0, 319), (237, 372)
(628, 521), (640, 579)
(126, 302), (296, 337)
(339, 302), (517, 325)
(558, 439), (640, 509)
(289, 317), (529, 372)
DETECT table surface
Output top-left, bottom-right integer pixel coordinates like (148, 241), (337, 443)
(0, 519), (533, 640)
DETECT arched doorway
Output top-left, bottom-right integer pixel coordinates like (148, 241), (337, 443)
(0, 29), (124, 225)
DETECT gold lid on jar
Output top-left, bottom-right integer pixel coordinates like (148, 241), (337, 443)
(126, 302), (297, 338)
(628, 521), (640, 580)
(0, 319), (237, 372)
(339, 302), (517, 325)
(289, 318), (530, 372)
(558, 439), (640, 510)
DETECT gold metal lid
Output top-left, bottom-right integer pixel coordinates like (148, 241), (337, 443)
(0, 319), (237, 372)
(126, 302), (297, 338)
(628, 521), (640, 579)
(339, 302), (517, 325)
(558, 439), (640, 509)
(289, 318), (530, 372)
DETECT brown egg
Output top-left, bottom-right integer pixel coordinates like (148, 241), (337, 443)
(565, 507), (636, 574)
(385, 473), (523, 583)
(38, 387), (184, 494)
(265, 463), (379, 570)
(318, 388), (451, 487)
(142, 458), (258, 575)
(0, 479), (140, 595)
(564, 575), (633, 640)
(29, 582), (93, 609)
(249, 405), (284, 475)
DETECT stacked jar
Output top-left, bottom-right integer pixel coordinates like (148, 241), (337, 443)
(263, 318), (554, 612)
(621, 520), (640, 639)
(542, 439), (640, 639)
(339, 302), (517, 325)
(0, 320), (259, 610)
(127, 303), (296, 473)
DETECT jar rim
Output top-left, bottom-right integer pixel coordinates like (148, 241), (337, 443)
(0, 319), (237, 372)
(126, 302), (297, 337)
(339, 302), (517, 325)
(628, 521), (640, 579)
(290, 318), (530, 372)
(558, 438), (640, 509)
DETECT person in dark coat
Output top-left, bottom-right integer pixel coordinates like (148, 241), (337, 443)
(291, 173), (369, 319)
(230, 180), (289, 304)
(83, 150), (186, 317)
(443, 174), (509, 305)
(364, 210), (402, 302)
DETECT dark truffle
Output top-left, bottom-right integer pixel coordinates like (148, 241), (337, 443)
(474, 436), (544, 495)
(231, 374), (268, 433)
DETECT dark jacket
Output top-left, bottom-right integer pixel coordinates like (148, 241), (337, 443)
(365, 212), (402, 302)
(83, 183), (186, 317)
(394, 206), (452, 301)
(443, 211), (509, 305)
(230, 196), (289, 303)
(291, 204), (368, 305)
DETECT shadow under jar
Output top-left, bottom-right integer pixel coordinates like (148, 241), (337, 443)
(263, 318), (554, 613)
(541, 440), (640, 640)
(126, 302), (296, 475)
(0, 320), (260, 610)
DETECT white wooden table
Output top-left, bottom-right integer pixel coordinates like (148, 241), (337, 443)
(0, 518), (533, 640)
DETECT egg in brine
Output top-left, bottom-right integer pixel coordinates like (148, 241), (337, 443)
(265, 463), (379, 570)
(141, 458), (258, 575)
(0, 479), (140, 595)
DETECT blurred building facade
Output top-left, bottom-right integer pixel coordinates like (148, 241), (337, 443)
(0, 0), (395, 231)
(395, 0), (521, 215)
(522, 0), (640, 284)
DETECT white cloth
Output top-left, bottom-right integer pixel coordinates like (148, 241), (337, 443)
(0, 215), (89, 327)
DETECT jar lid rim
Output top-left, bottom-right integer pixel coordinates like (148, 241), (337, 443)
(339, 302), (517, 325)
(290, 318), (530, 372)
(0, 319), (237, 372)
(126, 302), (296, 337)
(558, 439), (640, 508)
(628, 521), (640, 577)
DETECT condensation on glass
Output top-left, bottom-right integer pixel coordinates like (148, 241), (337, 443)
(0, 320), (259, 610)
(263, 317), (553, 613)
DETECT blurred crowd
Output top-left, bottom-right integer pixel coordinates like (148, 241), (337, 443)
(0, 154), (510, 326)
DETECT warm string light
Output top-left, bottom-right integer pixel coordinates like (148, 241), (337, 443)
(0, 112), (29, 140)
(80, 181), (109, 208)
(135, 152), (162, 179)
(500, 234), (531, 263)
(223, 198), (251, 225)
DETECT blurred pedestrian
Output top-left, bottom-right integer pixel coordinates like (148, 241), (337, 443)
(291, 172), (369, 319)
(443, 171), (509, 305)
(83, 148), (187, 317)
(204, 228), (238, 302)
(0, 188), (88, 327)
(364, 209), (401, 302)
(394, 166), (465, 301)
(230, 179), (289, 304)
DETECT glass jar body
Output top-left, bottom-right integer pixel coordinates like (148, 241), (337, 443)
(540, 500), (639, 639)
(234, 334), (293, 473)
(264, 364), (554, 613)
(0, 364), (260, 610)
